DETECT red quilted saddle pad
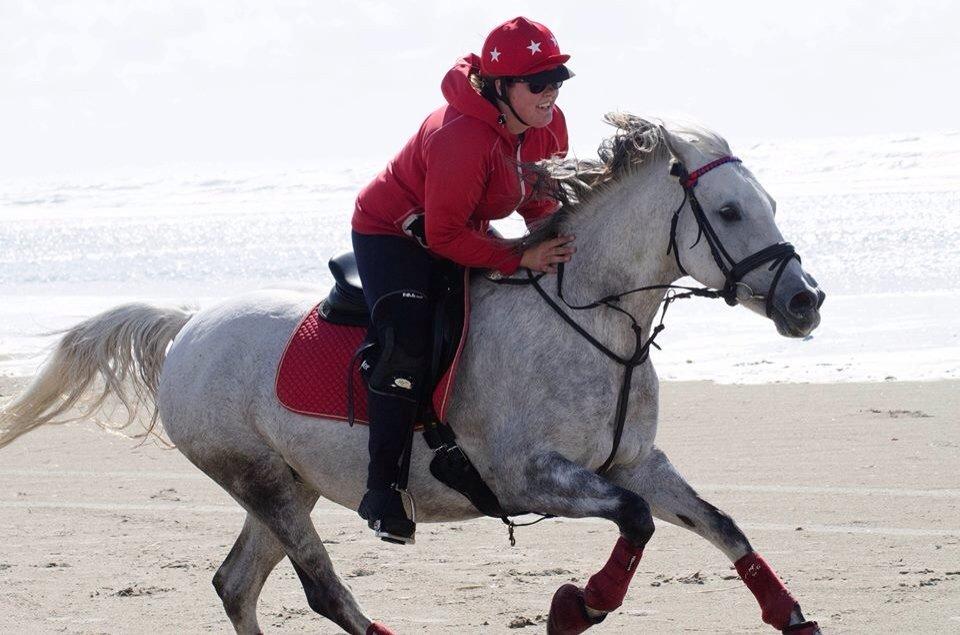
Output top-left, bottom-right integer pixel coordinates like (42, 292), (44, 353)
(275, 273), (469, 425)
(275, 306), (370, 423)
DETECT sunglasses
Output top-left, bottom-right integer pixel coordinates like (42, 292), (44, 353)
(512, 78), (563, 94)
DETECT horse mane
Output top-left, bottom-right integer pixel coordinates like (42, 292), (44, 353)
(521, 113), (732, 249)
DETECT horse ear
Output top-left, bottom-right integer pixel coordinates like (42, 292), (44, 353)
(658, 124), (684, 162)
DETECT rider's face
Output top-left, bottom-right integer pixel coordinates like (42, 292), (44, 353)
(501, 80), (560, 131)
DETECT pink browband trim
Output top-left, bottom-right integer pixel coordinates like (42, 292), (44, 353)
(682, 156), (741, 188)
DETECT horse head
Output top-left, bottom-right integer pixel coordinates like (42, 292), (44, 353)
(659, 123), (826, 338)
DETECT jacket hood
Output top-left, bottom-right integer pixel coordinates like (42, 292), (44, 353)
(440, 54), (515, 143)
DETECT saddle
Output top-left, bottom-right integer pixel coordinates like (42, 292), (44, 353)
(275, 252), (507, 519)
(317, 252), (368, 327)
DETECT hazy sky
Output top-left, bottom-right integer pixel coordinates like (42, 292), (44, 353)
(2, 0), (958, 176)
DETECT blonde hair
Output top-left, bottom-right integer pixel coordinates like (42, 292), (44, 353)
(468, 71), (483, 92)
(469, 71), (499, 105)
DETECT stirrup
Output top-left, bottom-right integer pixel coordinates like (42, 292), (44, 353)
(359, 488), (417, 545)
(370, 517), (416, 545)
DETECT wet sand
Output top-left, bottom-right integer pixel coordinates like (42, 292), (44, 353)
(0, 377), (958, 633)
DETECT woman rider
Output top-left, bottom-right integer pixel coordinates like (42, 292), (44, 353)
(351, 16), (577, 544)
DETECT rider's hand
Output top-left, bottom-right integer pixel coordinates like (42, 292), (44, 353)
(520, 235), (576, 274)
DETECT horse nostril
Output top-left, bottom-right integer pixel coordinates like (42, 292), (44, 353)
(788, 290), (817, 317)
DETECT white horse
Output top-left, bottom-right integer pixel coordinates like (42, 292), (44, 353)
(0, 116), (825, 634)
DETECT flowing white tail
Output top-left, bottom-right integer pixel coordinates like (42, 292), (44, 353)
(0, 303), (193, 449)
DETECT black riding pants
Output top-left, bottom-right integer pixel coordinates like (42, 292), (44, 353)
(351, 230), (435, 490)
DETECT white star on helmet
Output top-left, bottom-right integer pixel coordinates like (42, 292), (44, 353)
(490, 47), (501, 62)
(527, 40), (541, 55)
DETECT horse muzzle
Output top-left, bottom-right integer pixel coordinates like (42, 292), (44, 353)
(770, 284), (825, 338)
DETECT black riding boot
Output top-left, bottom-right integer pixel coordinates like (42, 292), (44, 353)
(358, 390), (419, 544)
(351, 230), (435, 546)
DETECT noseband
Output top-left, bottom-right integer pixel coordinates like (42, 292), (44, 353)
(667, 155), (800, 317)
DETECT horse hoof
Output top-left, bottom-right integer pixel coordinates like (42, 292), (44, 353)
(366, 622), (397, 635)
(782, 621), (821, 635)
(547, 584), (606, 635)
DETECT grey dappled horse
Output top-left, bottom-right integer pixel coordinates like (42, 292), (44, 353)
(0, 116), (825, 634)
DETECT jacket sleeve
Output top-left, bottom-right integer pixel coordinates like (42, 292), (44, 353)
(516, 108), (569, 229)
(423, 127), (523, 275)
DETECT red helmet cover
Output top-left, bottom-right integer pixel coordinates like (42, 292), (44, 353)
(480, 16), (570, 77)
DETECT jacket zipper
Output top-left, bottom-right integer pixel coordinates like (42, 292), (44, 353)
(514, 135), (526, 209)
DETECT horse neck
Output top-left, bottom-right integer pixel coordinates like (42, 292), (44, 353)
(554, 164), (682, 355)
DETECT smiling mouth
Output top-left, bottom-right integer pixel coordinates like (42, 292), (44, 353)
(537, 101), (554, 111)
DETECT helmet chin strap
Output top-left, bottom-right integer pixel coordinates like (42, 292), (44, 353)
(496, 79), (529, 129)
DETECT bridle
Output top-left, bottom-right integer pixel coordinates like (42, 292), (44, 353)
(668, 155), (800, 317)
(493, 153), (804, 476)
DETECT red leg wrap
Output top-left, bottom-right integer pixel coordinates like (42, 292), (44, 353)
(735, 552), (798, 630)
(366, 622), (397, 635)
(583, 536), (644, 612)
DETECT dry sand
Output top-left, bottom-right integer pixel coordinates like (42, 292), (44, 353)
(0, 377), (958, 634)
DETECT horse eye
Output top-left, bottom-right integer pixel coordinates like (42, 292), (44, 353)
(718, 204), (741, 221)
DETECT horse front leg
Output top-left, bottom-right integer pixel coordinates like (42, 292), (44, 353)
(606, 446), (821, 634)
(498, 451), (655, 634)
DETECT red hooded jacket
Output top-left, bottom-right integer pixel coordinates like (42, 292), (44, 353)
(351, 54), (568, 275)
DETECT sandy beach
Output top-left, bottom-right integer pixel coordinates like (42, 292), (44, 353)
(1, 376), (957, 634)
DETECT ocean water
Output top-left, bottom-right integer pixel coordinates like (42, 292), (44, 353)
(1, 132), (958, 383)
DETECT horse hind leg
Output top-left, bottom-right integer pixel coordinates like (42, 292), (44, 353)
(213, 513), (290, 634)
(202, 450), (394, 635)
(607, 447), (821, 634)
